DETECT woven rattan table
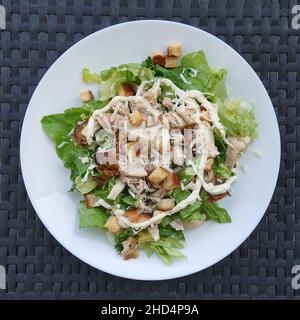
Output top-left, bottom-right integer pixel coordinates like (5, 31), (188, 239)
(0, 0), (299, 300)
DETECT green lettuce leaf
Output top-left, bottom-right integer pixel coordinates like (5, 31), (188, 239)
(82, 68), (101, 84)
(213, 128), (234, 180)
(159, 224), (185, 242)
(75, 176), (97, 194)
(138, 229), (186, 265)
(90, 178), (137, 210)
(177, 166), (195, 184)
(114, 229), (134, 253)
(171, 188), (206, 223)
(218, 100), (257, 140)
(213, 162), (234, 180)
(82, 63), (154, 100)
(78, 201), (109, 229)
(41, 100), (107, 184)
(143, 50), (228, 100)
(201, 195), (231, 223)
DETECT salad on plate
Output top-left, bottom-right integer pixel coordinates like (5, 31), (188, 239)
(41, 44), (257, 264)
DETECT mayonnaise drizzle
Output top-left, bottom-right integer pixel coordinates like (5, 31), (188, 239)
(85, 77), (237, 231)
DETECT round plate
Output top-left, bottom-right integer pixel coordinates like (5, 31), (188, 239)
(20, 20), (280, 280)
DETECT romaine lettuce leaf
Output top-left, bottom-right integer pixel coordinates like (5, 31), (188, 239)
(75, 176), (97, 194)
(41, 100), (107, 184)
(137, 229), (186, 265)
(142, 50), (228, 100)
(78, 201), (109, 229)
(201, 193), (231, 223)
(140, 238), (186, 265)
(114, 229), (134, 253)
(218, 100), (257, 140)
(82, 63), (154, 100)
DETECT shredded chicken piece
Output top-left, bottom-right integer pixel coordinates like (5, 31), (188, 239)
(121, 237), (139, 260)
(225, 136), (251, 169)
(83, 77), (246, 231)
(107, 180), (126, 200)
(148, 224), (160, 241)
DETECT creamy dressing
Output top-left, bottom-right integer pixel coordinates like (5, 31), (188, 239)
(83, 77), (238, 231)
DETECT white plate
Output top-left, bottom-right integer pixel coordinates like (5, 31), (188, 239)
(20, 20), (280, 280)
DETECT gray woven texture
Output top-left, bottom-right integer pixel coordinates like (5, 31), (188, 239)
(0, 0), (299, 299)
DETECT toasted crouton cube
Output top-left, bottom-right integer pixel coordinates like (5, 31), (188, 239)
(138, 213), (151, 223)
(164, 56), (177, 68)
(121, 237), (139, 260)
(157, 198), (175, 211)
(152, 51), (166, 66)
(117, 83), (135, 97)
(148, 167), (169, 185)
(80, 89), (94, 102)
(73, 119), (88, 146)
(104, 216), (121, 233)
(128, 110), (144, 127)
(124, 210), (140, 223)
(163, 172), (180, 191)
(167, 43), (182, 57)
(84, 194), (97, 208)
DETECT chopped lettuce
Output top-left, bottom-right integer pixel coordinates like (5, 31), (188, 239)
(201, 192), (231, 223)
(90, 178), (137, 210)
(114, 229), (134, 253)
(172, 188), (190, 203)
(172, 188), (205, 223)
(179, 201), (206, 223)
(138, 229), (186, 265)
(159, 224), (185, 242)
(213, 128), (234, 180)
(218, 100), (257, 140)
(177, 166), (195, 184)
(82, 68), (101, 84)
(78, 201), (109, 229)
(75, 176), (97, 194)
(142, 50), (228, 100)
(201, 201), (231, 223)
(41, 100), (107, 184)
(82, 63), (154, 100)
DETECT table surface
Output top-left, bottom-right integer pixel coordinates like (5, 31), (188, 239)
(0, 0), (299, 300)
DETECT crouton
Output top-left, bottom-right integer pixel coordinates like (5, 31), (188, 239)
(148, 167), (169, 185)
(162, 172), (180, 191)
(73, 119), (88, 145)
(138, 213), (151, 223)
(164, 56), (177, 68)
(157, 198), (175, 211)
(121, 237), (139, 260)
(80, 89), (94, 102)
(124, 210), (140, 223)
(128, 110), (144, 127)
(84, 194), (97, 208)
(167, 43), (182, 57)
(117, 83), (135, 97)
(205, 157), (214, 171)
(152, 51), (166, 66)
(104, 216), (121, 233)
